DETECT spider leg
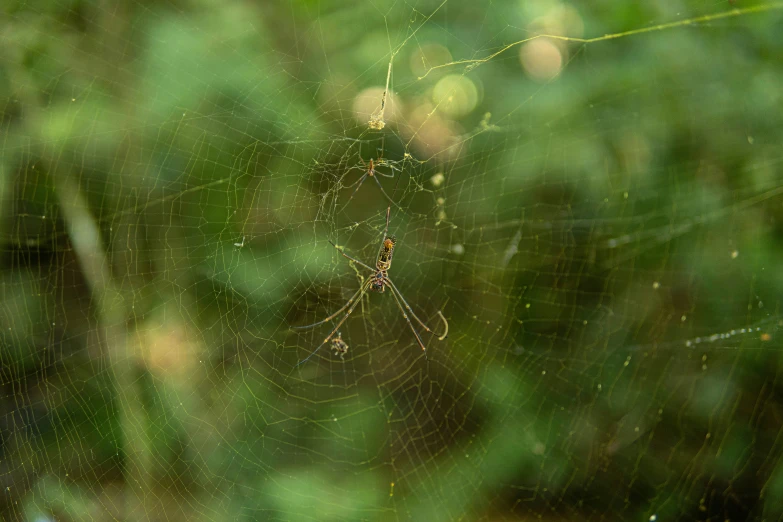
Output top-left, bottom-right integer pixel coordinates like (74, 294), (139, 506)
(340, 172), (369, 210)
(295, 279), (372, 367)
(372, 161), (396, 179)
(382, 206), (391, 239)
(374, 206), (392, 261)
(376, 161), (402, 175)
(292, 282), (368, 330)
(341, 170), (400, 211)
(342, 170), (369, 189)
(370, 175), (399, 207)
(385, 279), (428, 354)
(385, 277), (448, 338)
(328, 240), (375, 272)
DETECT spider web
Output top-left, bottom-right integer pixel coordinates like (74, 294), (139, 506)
(2, 1), (783, 520)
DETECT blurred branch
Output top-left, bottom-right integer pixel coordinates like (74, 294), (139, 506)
(418, 3), (783, 79)
(55, 176), (151, 519)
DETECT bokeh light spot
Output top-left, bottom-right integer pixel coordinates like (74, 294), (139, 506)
(519, 38), (563, 81)
(432, 74), (479, 118)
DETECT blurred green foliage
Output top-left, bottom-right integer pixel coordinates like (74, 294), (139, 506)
(2, 0), (783, 520)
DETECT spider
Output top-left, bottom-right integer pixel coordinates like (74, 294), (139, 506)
(341, 155), (399, 210)
(331, 332), (349, 360)
(293, 206), (448, 367)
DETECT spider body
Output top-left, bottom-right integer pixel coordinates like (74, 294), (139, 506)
(371, 235), (396, 292)
(377, 236), (396, 271)
(292, 207), (448, 366)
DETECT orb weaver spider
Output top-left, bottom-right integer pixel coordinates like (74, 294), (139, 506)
(341, 154), (400, 210)
(293, 206), (448, 367)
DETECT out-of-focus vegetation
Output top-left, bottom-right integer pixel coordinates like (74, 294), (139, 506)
(2, 0), (783, 520)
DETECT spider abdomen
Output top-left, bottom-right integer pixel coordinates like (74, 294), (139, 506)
(376, 235), (397, 271)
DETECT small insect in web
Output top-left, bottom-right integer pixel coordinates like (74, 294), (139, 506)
(331, 332), (349, 360)
(292, 206), (449, 367)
